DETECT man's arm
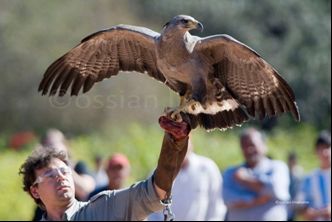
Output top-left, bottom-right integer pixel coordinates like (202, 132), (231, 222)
(296, 176), (331, 221)
(153, 114), (191, 200)
(232, 167), (273, 206)
(298, 205), (331, 221)
(79, 114), (192, 221)
(232, 161), (290, 206)
(223, 167), (272, 209)
(233, 167), (265, 193)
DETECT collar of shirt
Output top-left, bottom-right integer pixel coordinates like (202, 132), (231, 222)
(41, 200), (81, 221)
(244, 157), (271, 172)
(62, 200), (81, 220)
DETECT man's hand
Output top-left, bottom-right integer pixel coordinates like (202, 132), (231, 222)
(303, 206), (332, 221)
(234, 167), (264, 193)
(321, 205), (331, 219)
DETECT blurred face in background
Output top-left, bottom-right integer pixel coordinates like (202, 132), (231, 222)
(106, 154), (130, 190)
(316, 144), (331, 169)
(240, 130), (267, 168)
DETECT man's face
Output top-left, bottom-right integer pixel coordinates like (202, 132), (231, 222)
(316, 144), (331, 166)
(106, 164), (130, 189)
(240, 133), (265, 167)
(30, 158), (75, 208)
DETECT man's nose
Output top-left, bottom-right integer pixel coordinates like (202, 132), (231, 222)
(55, 169), (67, 180)
(243, 146), (254, 153)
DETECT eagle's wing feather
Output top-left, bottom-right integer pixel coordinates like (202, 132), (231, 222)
(38, 25), (165, 96)
(195, 34), (300, 121)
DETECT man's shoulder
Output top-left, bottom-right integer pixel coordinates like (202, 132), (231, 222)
(88, 185), (109, 199)
(193, 153), (217, 166)
(223, 165), (242, 176)
(271, 158), (287, 166)
(89, 190), (115, 202)
(191, 153), (221, 174)
(306, 168), (326, 179)
(268, 158), (288, 170)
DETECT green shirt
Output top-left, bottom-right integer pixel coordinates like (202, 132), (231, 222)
(42, 176), (163, 221)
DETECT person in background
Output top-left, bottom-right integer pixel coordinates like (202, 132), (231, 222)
(92, 154), (109, 189)
(89, 153), (131, 199)
(222, 127), (290, 221)
(20, 114), (192, 221)
(287, 151), (304, 221)
(296, 130), (331, 221)
(148, 138), (226, 221)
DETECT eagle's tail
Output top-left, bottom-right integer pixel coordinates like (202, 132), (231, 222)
(187, 107), (250, 131)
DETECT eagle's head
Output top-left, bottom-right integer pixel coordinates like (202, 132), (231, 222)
(163, 15), (203, 33)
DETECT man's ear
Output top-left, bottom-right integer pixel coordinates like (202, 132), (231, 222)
(30, 186), (40, 199)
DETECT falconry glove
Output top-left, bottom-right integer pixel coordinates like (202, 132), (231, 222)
(154, 114), (191, 201)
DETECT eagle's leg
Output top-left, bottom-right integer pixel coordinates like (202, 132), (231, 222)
(164, 97), (198, 122)
(164, 96), (185, 122)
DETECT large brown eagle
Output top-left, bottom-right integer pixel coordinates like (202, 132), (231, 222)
(38, 15), (300, 130)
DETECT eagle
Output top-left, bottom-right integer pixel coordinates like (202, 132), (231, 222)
(38, 15), (300, 131)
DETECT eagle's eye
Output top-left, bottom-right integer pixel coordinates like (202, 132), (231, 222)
(181, 19), (189, 24)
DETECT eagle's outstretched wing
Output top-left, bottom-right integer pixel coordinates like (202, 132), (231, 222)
(38, 25), (165, 96)
(195, 34), (300, 124)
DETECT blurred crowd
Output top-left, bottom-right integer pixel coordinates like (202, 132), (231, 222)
(15, 127), (330, 221)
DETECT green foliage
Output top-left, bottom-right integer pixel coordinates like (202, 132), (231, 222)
(0, 123), (320, 220)
(0, 146), (36, 220)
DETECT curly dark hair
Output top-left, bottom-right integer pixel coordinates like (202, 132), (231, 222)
(18, 147), (69, 209)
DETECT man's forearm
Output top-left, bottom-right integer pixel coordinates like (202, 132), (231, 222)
(228, 193), (272, 210)
(153, 182), (167, 200)
(240, 178), (264, 193)
(302, 207), (331, 221)
(154, 132), (189, 200)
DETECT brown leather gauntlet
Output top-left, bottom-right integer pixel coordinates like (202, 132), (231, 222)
(154, 115), (191, 200)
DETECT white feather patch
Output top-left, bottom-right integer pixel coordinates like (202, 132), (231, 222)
(184, 32), (197, 54)
(185, 99), (239, 115)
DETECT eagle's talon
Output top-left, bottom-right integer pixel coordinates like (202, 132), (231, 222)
(163, 107), (182, 122)
(163, 107), (172, 116)
(171, 112), (183, 122)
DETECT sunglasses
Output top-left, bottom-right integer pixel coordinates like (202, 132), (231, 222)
(32, 166), (72, 186)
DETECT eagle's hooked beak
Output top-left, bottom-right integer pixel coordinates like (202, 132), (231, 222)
(186, 20), (204, 32)
(196, 22), (204, 32)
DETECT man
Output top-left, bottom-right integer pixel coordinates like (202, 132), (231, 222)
(40, 128), (96, 201)
(32, 129), (97, 220)
(91, 154), (109, 189)
(88, 153), (131, 199)
(19, 114), (191, 221)
(287, 152), (303, 221)
(296, 130), (331, 221)
(149, 138), (226, 221)
(222, 128), (290, 221)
